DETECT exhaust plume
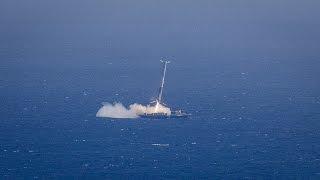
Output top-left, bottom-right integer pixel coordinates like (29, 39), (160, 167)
(96, 102), (171, 119)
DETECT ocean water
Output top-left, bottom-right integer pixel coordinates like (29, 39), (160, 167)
(1, 58), (320, 179)
(1, 1), (320, 178)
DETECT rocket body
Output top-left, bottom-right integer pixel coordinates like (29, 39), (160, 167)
(157, 60), (170, 104)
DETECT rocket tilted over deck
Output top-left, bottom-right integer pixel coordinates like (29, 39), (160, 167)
(96, 60), (190, 119)
(140, 60), (190, 119)
(157, 60), (170, 104)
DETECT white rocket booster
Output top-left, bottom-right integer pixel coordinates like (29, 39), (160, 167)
(157, 60), (170, 104)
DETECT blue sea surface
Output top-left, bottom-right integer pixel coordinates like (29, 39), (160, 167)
(1, 58), (320, 179)
(1, 0), (320, 178)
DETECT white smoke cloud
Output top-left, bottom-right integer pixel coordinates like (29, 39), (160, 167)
(96, 102), (171, 119)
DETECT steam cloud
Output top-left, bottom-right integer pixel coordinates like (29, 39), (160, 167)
(96, 102), (171, 119)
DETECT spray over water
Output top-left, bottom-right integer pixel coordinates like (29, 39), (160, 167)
(96, 102), (171, 119)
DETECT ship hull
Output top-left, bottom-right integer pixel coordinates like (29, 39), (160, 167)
(139, 112), (190, 119)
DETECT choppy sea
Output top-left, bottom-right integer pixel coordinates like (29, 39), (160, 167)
(1, 58), (320, 179)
